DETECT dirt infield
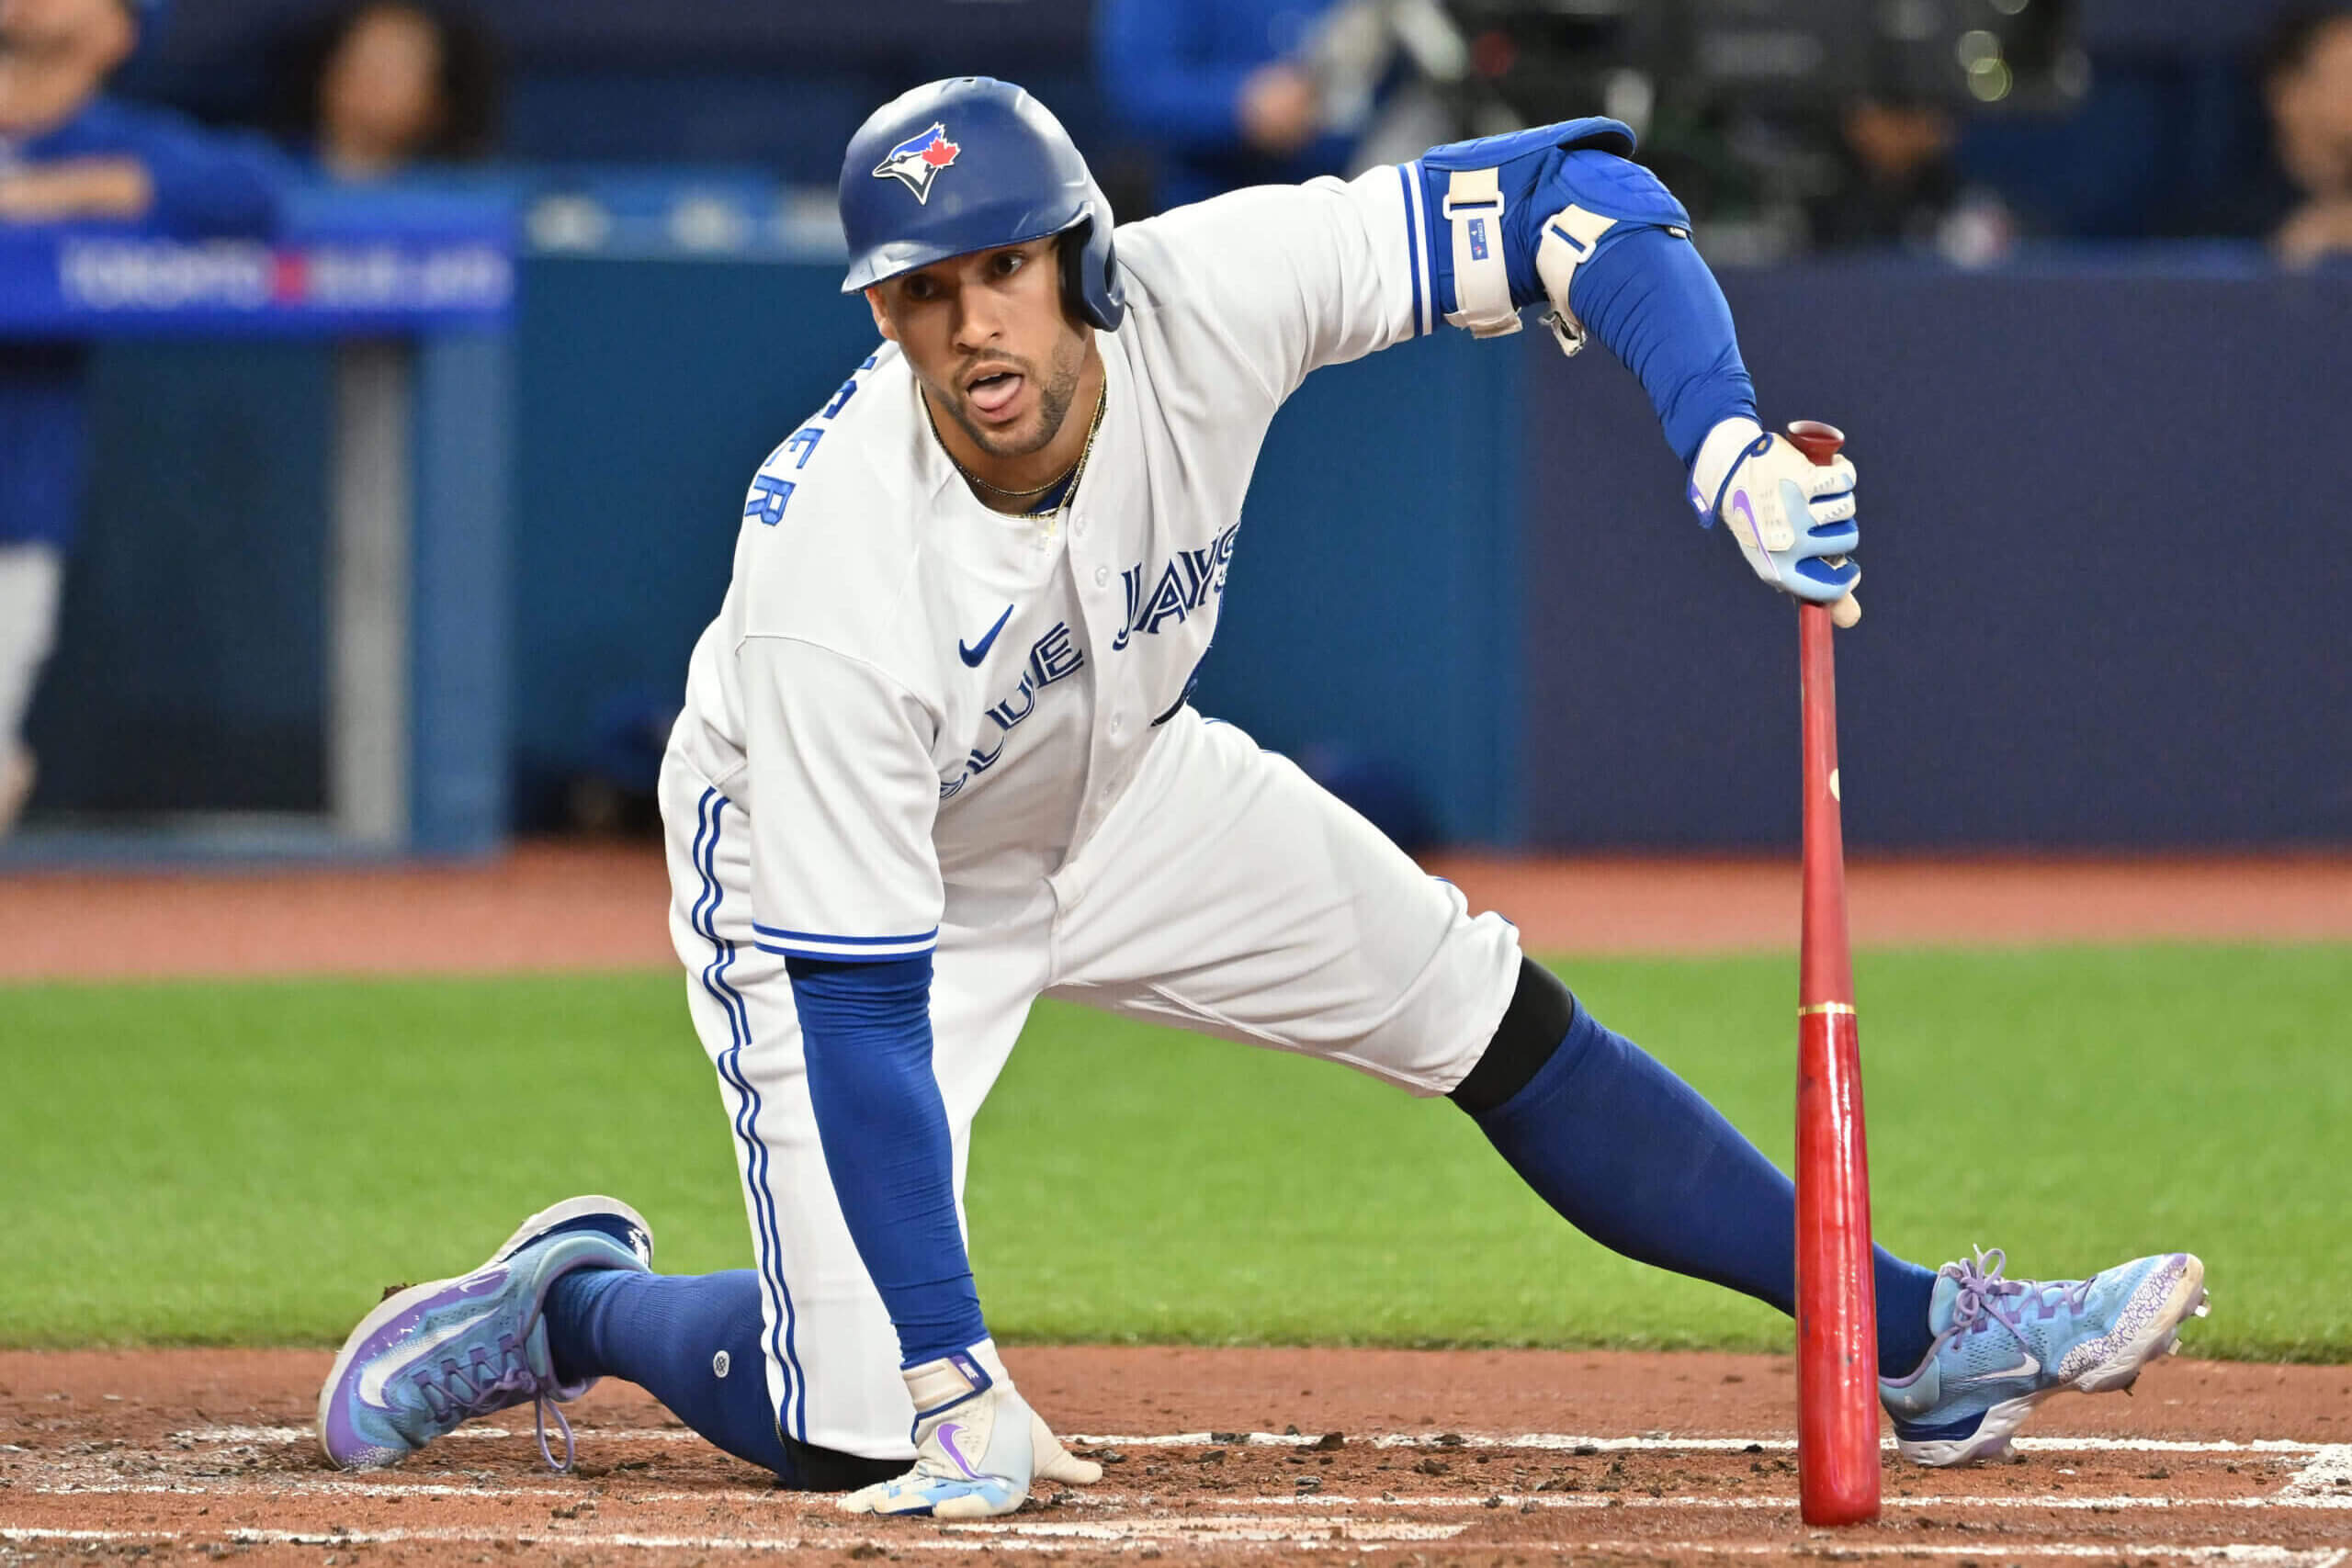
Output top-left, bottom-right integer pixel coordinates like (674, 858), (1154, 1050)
(4, 845), (2349, 982)
(5, 1347), (2346, 1566)
(8, 852), (2348, 1562)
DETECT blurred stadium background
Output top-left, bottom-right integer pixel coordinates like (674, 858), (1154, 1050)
(2, 0), (2346, 859)
(4, 0), (2349, 1373)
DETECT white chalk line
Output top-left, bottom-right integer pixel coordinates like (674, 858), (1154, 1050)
(169, 1423), (2333, 1455)
(167, 1422), (701, 1445)
(24, 1481), (2352, 1514)
(3, 1527), (2343, 1563)
(1562, 1547), (2346, 1567)
(1204, 1489), (2352, 1512)
(1070, 1431), (2331, 1456)
(27, 1429), (2337, 1516)
(2279, 1444), (2352, 1497)
(3, 1520), (1467, 1551)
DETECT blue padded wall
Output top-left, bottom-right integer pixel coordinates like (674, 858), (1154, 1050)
(1520, 257), (2352, 850)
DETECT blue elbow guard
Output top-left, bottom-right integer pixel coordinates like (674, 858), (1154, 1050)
(1414, 118), (1691, 352)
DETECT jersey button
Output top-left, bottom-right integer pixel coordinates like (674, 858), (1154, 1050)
(1092, 565), (1110, 587)
(1109, 712), (1125, 735)
(1072, 516), (1089, 538)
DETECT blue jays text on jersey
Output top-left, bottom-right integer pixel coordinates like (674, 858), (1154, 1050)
(935, 519), (1246, 799)
(939, 621), (1087, 799)
(1111, 521), (1240, 651)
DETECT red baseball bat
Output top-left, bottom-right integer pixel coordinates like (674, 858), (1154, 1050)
(1786, 419), (1881, 1527)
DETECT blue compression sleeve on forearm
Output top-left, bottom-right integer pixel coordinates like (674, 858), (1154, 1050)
(1566, 226), (1757, 468)
(786, 953), (985, 1367)
(1414, 141), (1756, 468)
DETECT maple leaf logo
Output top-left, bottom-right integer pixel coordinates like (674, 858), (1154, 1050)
(874, 124), (963, 204)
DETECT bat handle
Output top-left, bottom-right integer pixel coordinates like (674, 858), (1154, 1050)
(1786, 420), (1846, 467)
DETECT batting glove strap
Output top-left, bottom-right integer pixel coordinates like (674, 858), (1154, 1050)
(1690, 416), (1860, 606)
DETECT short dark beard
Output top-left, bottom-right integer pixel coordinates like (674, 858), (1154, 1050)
(942, 326), (1085, 460)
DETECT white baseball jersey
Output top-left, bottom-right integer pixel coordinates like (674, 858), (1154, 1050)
(659, 164), (1520, 1460)
(667, 163), (1437, 952)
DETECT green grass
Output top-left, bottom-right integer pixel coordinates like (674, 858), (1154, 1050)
(3, 946), (2346, 1359)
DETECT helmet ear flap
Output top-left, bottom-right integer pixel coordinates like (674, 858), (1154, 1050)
(1056, 226), (1091, 325)
(1059, 186), (1126, 332)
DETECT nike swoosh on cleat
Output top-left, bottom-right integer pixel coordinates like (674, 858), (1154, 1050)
(357, 1307), (498, 1406)
(958, 605), (1013, 667)
(1951, 1354), (2040, 1385)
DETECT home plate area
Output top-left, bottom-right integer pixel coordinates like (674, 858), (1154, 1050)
(4, 1348), (2347, 1566)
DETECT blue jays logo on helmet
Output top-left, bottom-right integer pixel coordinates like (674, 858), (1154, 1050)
(873, 123), (962, 205)
(840, 78), (1127, 330)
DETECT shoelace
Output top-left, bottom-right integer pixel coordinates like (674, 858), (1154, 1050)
(1941, 1246), (2095, 1348)
(411, 1331), (577, 1472)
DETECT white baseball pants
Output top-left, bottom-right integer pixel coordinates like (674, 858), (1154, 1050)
(660, 705), (1522, 1459)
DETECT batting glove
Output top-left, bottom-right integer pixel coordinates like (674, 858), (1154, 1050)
(1690, 416), (1861, 627)
(839, 1340), (1100, 1519)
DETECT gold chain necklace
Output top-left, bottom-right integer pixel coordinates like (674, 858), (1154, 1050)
(929, 378), (1106, 514)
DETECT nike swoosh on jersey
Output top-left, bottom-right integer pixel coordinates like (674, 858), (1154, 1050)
(1951, 1353), (2040, 1385)
(358, 1305), (500, 1406)
(958, 604), (1014, 667)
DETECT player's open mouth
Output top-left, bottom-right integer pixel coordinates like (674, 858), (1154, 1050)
(966, 368), (1025, 422)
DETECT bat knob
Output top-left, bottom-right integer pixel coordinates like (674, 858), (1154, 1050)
(1786, 421), (1846, 468)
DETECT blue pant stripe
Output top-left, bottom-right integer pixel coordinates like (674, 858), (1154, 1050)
(696, 792), (805, 1440)
(692, 788), (808, 1441)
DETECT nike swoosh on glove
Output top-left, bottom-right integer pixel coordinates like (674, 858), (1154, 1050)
(840, 1341), (1067, 1519)
(1690, 416), (1861, 626)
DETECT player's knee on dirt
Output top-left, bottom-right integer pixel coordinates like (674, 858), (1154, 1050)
(1448, 956), (1577, 1115)
(783, 1433), (909, 1492)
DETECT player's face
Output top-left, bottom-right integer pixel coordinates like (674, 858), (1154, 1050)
(866, 240), (1090, 462)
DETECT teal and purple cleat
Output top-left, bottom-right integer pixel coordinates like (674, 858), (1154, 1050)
(1879, 1247), (2209, 1466)
(316, 1196), (653, 1472)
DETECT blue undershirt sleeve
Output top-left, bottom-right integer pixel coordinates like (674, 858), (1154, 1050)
(1566, 226), (1757, 468)
(1413, 140), (1758, 470)
(785, 953), (985, 1367)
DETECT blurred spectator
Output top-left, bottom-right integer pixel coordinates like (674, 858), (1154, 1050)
(0, 0), (287, 833)
(1095, 0), (1357, 209)
(1806, 98), (2013, 265)
(2162, 5), (2352, 261)
(281, 0), (497, 181)
(2265, 4), (2352, 266)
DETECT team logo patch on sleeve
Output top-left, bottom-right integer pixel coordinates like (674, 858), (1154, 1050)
(873, 123), (962, 204)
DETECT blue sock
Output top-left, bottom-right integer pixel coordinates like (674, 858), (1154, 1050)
(1468, 1002), (1939, 1378)
(543, 1269), (790, 1474)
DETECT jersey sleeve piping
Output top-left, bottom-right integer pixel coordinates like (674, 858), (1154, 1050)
(1396, 161), (1435, 338)
(752, 922), (940, 962)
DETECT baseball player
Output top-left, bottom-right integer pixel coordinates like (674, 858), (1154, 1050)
(319, 78), (2207, 1516)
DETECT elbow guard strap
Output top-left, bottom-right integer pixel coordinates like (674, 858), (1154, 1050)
(1421, 115), (1636, 342)
(1532, 205), (1621, 357)
(1438, 165), (1521, 339)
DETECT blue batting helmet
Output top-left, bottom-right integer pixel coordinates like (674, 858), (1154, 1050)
(839, 77), (1125, 332)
